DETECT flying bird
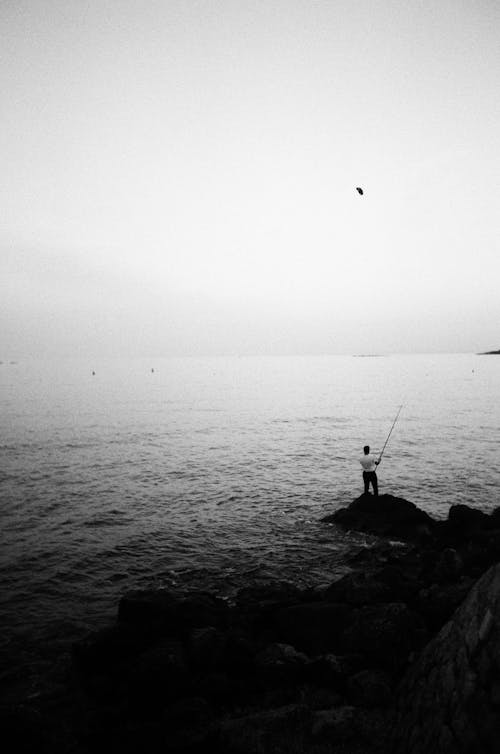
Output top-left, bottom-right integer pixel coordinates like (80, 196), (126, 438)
(356, 187), (364, 195)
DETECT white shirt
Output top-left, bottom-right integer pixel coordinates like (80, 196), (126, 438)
(360, 453), (378, 472)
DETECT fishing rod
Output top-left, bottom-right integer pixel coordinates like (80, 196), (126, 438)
(378, 404), (403, 465)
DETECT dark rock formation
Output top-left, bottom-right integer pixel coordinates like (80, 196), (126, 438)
(24, 494), (500, 753)
(329, 496), (500, 580)
(393, 562), (500, 753)
(324, 494), (436, 541)
(341, 602), (427, 669)
(347, 668), (393, 708)
(271, 602), (354, 653)
(324, 571), (392, 605)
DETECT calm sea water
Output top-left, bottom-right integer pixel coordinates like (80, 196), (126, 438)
(1, 353), (499, 680)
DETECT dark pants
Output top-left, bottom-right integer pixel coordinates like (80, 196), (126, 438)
(363, 471), (378, 496)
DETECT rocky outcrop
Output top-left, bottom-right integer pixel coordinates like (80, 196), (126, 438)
(324, 494), (436, 541)
(393, 563), (500, 753)
(28, 495), (500, 753)
(71, 581), (403, 753)
(329, 495), (500, 580)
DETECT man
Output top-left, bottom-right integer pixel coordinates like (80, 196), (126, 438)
(360, 445), (379, 496)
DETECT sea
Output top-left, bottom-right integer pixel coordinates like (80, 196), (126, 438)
(1, 353), (499, 696)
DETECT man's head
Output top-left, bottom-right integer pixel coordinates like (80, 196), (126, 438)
(363, 445), (370, 455)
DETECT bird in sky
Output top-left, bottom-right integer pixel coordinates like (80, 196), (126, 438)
(356, 187), (364, 195)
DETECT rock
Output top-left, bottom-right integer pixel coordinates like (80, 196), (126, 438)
(347, 669), (392, 708)
(356, 707), (397, 751)
(461, 530), (500, 577)
(393, 563), (500, 753)
(65, 492), (500, 754)
(218, 704), (310, 754)
(0, 705), (49, 754)
(327, 494), (436, 542)
(347, 541), (400, 567)
(124, 639), (190, 711)
(376, 564), (422, 602)
(304, 652), (366, 691)
(310, 705), (357, 740)
(177, 592), (229, 629)
(72, 624), (152, 675)
(161, 696), (214, 750)
(118, 589), (178, 627)
(118, 590), (228, 634)
(416, 580), (474, 632)
(193, 672), (234, 705)
(299, 686), (343, 710)
(341, 603), (426, 669)
(447, 504), (488, 537)
(255, 642), (309, 668)
(272, 602), (353, 654)
(325, 572), (392, 606)
(235, 581), (303, 607)
(433, 548), (463, 583)
(257, 683), (304, 711)
(188, 626), (224, 671)
(311, 705), (394, 750)
(327, 497), (500, 564)
(254, 643), (309, 687)
(304, 653), (346, 689)
(484, 507), (500, 530)
(235, 582), (314, 638)
(220, 630), (257, 676)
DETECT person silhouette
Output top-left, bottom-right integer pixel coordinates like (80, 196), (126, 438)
(360, 445), (379, 496)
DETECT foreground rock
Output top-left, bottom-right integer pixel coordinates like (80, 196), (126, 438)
(20, 494), (500, 753)
(393, 562), (500, 753)
(71, 582), (401, 753)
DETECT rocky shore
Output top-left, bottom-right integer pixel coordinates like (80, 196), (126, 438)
(5, 494), (500, 753)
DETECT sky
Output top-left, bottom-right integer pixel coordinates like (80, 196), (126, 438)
(1, 0), (499, 357)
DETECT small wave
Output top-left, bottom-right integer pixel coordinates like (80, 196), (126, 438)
(107, 572), (129, 582)
(273, 416), (351, 426)
(84, 513), (131, 527)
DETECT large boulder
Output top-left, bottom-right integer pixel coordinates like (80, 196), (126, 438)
(415, 580), (474, 632)
(118, 590), (228, 633)
(347, 668), (393, 708)
(433, 548), (464, 583)
(72, 623), (155, 674)
(447, 504), (488, 534)
(340, 603), (427, 669)
(310, 705), (358, 741)
(161, 696), (215, 751)
(218, 704), (310, 754)
(393, 563), (500, 753)
(122, 639), (190, 712)
(376, 564), (422, 602)
(272, 602), (354, 654)
(325, 572), (392, 606)
(0, 705), (50, 754)
(326, 494), (436, 541)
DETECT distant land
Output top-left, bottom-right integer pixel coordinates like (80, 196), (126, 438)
(478, 349), (500, 355)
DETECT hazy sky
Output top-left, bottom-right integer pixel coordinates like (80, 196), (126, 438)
(2, 0), (499, 357)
